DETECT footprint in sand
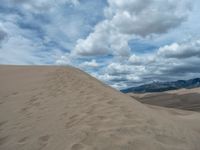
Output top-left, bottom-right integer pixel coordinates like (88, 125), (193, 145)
(0, 95), (9, 104)
(0, 121), (8, 132)
(29, 96), (39, 104)
(33, 102), (41, 107)
(27, 96), (41, 108)
(12, 92), (19, 95)
(107, 100), (115, 105)
(65, 115), (78, 129)
(19, 107), (33, 118)
(0, 100), (4, 105)
(59, 112), (68, 120)
(97, 115), (107, 120)
(63, 112), (68, 116)
(38, 135), (50, 150)
(18, 136), (29, 144)
(0, 136), (9, 146)
(71, 143), (85, 150)
(20, 107), (28, 113)
(0, 121), (7, 128)
(61, 112), (68, 118)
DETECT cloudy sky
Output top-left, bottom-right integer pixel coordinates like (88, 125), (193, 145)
(1, 0), (200, 89)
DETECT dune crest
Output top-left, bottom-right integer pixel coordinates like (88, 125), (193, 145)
(0, 66), (200, 150)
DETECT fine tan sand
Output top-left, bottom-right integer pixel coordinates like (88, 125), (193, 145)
(128, 88), (200, 112)
(1, 65), (200, 150)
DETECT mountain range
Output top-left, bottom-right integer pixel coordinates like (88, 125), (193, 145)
(121, 78), (200, 93)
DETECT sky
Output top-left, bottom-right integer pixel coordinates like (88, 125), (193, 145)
(0, 0), (200, 89)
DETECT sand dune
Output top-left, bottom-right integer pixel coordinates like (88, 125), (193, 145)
(128, 88), (200, 112)
(0, 65), (200, 150)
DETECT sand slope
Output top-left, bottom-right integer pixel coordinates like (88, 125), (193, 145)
(128, 88), (200, 112)
(0, 66), (200, 150)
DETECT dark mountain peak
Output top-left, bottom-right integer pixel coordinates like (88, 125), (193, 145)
(121, 78), (200, 93)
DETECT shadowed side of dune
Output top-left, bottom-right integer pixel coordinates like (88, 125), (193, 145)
(0, 65), (200, 150)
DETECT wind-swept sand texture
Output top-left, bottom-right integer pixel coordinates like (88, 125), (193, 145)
(128, 88), (200, 112)
(0, 65), (200, 150)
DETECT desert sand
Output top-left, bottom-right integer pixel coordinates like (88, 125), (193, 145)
(0, 65), (200, 150)
(129, 88), (200, 112)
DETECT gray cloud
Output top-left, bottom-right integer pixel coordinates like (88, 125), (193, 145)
(158, 39), (200, 59)
(2, 0), (79, 13)
(0, 29), (8, 44)
(94, 39), (200, 89)
(162, 63), (200, 75)
(0, 0), (97, 65)
(108, 0), (191, 36)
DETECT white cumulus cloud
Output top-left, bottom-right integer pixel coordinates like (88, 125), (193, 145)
(80, 59), (99, 68)
(74, 0), (192, 57)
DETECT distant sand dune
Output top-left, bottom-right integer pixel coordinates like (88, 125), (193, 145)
(128, 88), (200, 112)
(0, 65), (200, 150)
